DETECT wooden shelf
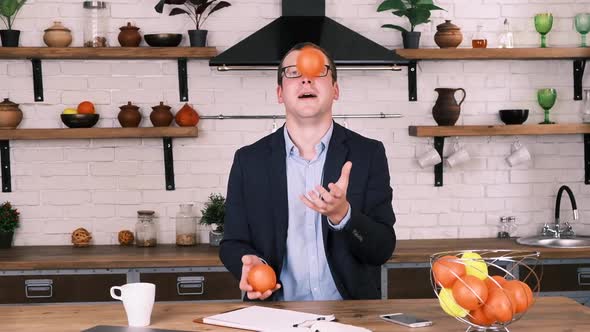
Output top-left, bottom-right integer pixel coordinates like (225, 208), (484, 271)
(0, 47), (217, 59)
(409, 124), (590, 137)
(0, 127), (198, 140)
(396, 47), (590, 60)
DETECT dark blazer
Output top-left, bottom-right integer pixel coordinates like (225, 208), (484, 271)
(219, 122), (396, 300)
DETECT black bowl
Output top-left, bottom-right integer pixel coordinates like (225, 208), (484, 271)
(61, 114), (100, 128)
(499, 109), (529, 125)
(144, 33), (182, 47)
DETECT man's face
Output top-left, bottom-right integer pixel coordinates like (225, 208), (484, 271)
(277, 50), (339, 120)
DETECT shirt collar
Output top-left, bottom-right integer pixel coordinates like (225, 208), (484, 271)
(284, 123), (334, 157)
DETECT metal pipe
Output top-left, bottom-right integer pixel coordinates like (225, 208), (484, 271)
(199, 113), (402, 120)
(216, 65), (403, 72)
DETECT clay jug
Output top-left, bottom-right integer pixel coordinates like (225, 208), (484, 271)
(175, 103), (199, 127)
(118, 22), (141, 47)
(0, 98), (23, 129)
(150, 101), (173, 127)
(118, 101), (141, 127)
(432, 88), (466, 126)
(434, 20), (463, 49)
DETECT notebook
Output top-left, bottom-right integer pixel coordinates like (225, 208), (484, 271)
(201, 305), (336, 331)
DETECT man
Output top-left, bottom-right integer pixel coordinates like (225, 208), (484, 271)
(219, 42), (396, 301)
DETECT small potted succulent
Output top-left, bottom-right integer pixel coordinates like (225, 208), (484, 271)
(154, 0), (231, 47)
(0, 0), (26, 47)
(0, 201), (19, 248)
(200, 193), (225, 246)
(377, 0), (445, 49)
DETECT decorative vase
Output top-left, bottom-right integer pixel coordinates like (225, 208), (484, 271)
(209, 230), (223, 246)
(402, 31), (421, 49)
(43, 21), (73, 47)
(434, 20), (463, 49)
(188, 29), (207, 47)
(0, 231), (14, 248)
(0, 30), (20, 47)
(175, 103), (199, 127)
(118, 101), (142, 127)
(432, 88), (466, 126)
(150, 101), (174, 127)
(0, 98), (23, 129)
(118, 22), (142, 47)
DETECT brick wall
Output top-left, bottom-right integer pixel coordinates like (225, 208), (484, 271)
(2, 0), (590, 245)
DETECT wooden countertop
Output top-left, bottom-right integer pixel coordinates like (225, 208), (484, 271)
(1, 297), (589, 331)
(1, 238), (589, 270)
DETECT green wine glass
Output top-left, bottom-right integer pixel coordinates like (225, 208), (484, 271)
(537, 88), (557, 124)
(575, 13), (590, 47)
(534, 13), (553, 48)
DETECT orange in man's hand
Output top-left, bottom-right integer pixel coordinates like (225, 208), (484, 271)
(296, 47), (326, 78)
(247, 264), (277, 293)
(77, 101), (95, 114)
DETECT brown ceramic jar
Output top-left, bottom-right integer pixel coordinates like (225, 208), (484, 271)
(175, 103), (200, 127)
(118, 101), (142, 127)
(118, 22), (142, 47)
(0, 98), (23, 129)
(150, 102), (173, 127)
(43, 21), (73, 47)
(434, 20), (463, 49)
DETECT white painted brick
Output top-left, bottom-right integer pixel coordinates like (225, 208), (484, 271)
(412, 199), (455, 214)
(114, 147), (162, 161)
(93, 191), (142, 205)
(60, 62), (111, 75)
(487, 184), (532, 197)
(143, 190), (194, 203)
(411, 227), (458, 239)
(13, 149), (63, 162)
(90, 162), (140, 176)
(41, 190), (91, 205)
(65, 148), (115, 162)
(89, 77), (141, 89)
(458, 198), (505, 212)
(534, 156), (581, 169)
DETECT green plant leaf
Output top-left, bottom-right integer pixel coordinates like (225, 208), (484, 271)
(0, 0), (19, 18)
(418, 4), (445, 11)
(195, 0), (214, 15)
(169, 7), (190, 16)
(392, 9), (408, 17)
(407, 7), (431, 27)
(165, 0), (188, 4)
(377, 0), (406, 12)
(188, 0), (207, 5)
(154, 0), (166, 13)
(208, 0), (231, 16)
(381, 24), (408, 33)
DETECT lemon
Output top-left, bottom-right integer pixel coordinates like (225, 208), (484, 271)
(63, 108), (77, 114)
(461, 251), (488, 280)
(439, 288), (468, 317)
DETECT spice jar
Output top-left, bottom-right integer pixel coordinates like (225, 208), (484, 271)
(83, 1), (109, 47)
(175, 204), (197, 246)
(135, 210), (157, 247)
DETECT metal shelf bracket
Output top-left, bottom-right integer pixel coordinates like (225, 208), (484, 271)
(1, 140), (11, 192)
(178, 58), (188, 102)
(574, 60), (586, 101)
(163, 137), (175, 191)
(32, 59), (44, 102)
(408, 61), (417, 102)
(434, 136), (445, 187)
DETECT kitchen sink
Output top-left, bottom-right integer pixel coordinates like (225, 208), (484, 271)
(516, 235), (590, 248)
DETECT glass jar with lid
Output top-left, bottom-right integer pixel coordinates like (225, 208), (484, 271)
(175, 204), (197, 246)
(135, 210), (157, 247)
(83, 1), (109, 47)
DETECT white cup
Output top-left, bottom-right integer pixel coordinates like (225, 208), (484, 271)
(445, 147), (471, 168)
(506, 142), (531, 167)
(417, 148), (442, 168)
(110, 282), (155, 327)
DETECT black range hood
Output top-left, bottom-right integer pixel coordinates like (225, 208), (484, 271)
(209, 0), (408, 69)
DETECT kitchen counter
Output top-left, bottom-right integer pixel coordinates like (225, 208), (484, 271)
(1, 238), (589, 270)
(1, 297), (589, 331)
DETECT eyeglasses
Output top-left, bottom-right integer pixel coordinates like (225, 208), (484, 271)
(281, 65), (330, 79)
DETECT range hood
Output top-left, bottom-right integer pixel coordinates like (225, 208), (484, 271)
(209, 0), (408, 70)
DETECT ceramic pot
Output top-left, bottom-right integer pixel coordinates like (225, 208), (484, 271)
(402, 31), (421, 49)
(150, 102), (173, 127)
(118, 101), (142, 127)
(0, 98), (23, 129)
(118, 22), (142, 47)
(175, 103), (199, 127)
(188, 29), (207, 47)
(43, 21), (73, 47)
(0, 231), (14, 249)
(434, 20), (463, 49)
(0, 30), (20, 47)
(432, 88), (466, 126)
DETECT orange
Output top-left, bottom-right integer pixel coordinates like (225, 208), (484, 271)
(77, 101), (95, 114)
(452, 275), (488, 310)
(432, 255), (466, 288)
(503, 280), (533, 313)
(469, 307), (495, 326)
(483, 288), (514, 323)
(247, 264), (277, 293)
(296, 47), (326, 78)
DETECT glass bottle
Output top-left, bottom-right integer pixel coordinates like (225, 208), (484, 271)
(175, 204), (197, 246)
(83, 1), (109, 47)
(135, 210), (157, 247)
(498, 18), (514, 48)
(472, 24), (488, 48)
(497, 216), (509, 238)
(581, 89), (590, 123)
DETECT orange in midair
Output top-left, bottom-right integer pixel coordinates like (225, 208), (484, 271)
(77, 101), (95, 114)
(296, 47), (326, 78)
(247, 264), (277, 293)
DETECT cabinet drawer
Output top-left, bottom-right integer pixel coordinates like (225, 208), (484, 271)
(140, 272), (241, 301)
(388, 268), (435, 299)
(522, 264), (590, 292)
(0, 274), (126, 304)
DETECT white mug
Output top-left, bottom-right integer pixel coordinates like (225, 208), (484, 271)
(506, 142), (531, 167)
(445, 147), (471, 168)
(110, 282), (155, 327)
(417, 148), (442, 168)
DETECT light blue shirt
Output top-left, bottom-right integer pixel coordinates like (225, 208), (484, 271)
(278, 124), (351, 301)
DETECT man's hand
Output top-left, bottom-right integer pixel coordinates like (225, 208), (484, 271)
(240, 255), (281, 300)
(300, 161), (352, 225)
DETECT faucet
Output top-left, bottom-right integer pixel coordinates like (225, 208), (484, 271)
(542, 185), (578, 238)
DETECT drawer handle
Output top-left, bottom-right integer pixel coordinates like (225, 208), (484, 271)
(25, 279), (53, 299)
(578, 272), (590, 285)
(176, 276), (204, 296)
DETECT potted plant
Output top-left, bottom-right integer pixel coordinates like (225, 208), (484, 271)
(377, 0), (444, 49)
(0, 201), (19, 248)
(154, 0), (231, 47)
(0, 0), (26, 47)
(200, 193), (225, 246)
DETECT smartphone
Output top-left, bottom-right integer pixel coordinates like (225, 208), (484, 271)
(379, 313), (433, 328)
